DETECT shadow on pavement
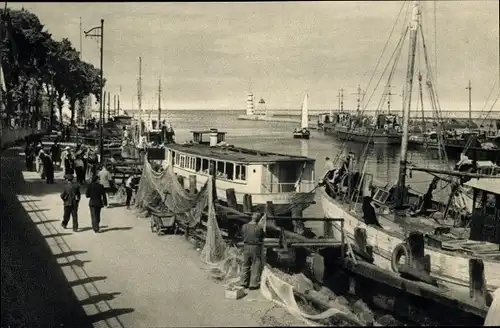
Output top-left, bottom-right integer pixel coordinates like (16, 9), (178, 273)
(34, 219), (59, 225)
(80, 292), (121, 306)
(44, 232), (74, 238)
(100, 227), (133, 233)
(1, 148), (134, 328)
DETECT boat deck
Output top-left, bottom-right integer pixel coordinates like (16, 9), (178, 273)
(166, 143), (315, 163)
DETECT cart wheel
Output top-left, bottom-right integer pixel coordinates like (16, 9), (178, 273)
(150, 219), (156, 233)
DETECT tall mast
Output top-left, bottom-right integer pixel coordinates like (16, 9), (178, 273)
(337, 88), (345, 112)
(158, 78), (162, 123)
(466, 80), (472, 131)
(383, 84), (395, 114)
(138, 57), (143, 137)
(396, 0), (420, 207)
(351, 85), (365, 114)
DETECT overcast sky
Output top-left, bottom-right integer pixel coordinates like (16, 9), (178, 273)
(10, 1), (500, 111)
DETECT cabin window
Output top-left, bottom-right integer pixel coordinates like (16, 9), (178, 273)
(235, 164), (247, 181)
(195, 157), (202, 172)
(180, 155), (185, 168)
(171, 151), (176, 165)
(226, 162), (234, 180)
(202, 159), (209, 173)
(175, 153), (180, 165)
(217, 161), (226, 178)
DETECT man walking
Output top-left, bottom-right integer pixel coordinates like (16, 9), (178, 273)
(238, 213), (265, 290)
(86, 175), (107, 233)
(60, 174), (81, 232)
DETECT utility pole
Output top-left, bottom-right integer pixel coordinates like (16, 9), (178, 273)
(466, 80), (472, 131)
(84, 19), (104, 162)
(113, 94), (116, 116)
(337, 89), (345, 112)
(351, 85), (366, 114)
(158, 79), (162, 123)
(107, 91), (111, 121)
(382, 84), (396, 114)
(138, 57), (143, 138)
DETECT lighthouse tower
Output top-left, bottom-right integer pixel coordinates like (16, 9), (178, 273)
(246, 92), (255, 116)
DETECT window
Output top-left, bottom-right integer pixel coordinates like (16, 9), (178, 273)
(235, 164), (247, 181)
(171, 151), (176, 165)
(202, 159), (209, 173)
(195, 157), (202, 172)
(175, 153), (180, 165)
(191, 157), (196, 170)
(180, 155), (185, 168)
(226, 162), (234, 180)
(217, 161), (225, 176)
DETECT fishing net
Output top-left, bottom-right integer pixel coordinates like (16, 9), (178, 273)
(134, 159), (209, 227)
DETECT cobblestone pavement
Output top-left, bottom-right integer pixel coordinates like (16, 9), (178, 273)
(1, 147), (303, 327)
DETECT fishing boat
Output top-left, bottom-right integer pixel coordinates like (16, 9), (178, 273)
(164, 129), (317, 215)
(321, 0), (500, 304)
(293, 92), (311, 139)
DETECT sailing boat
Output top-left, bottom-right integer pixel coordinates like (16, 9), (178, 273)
(321, 0), (500, 307)
(293, 91), (311, 139)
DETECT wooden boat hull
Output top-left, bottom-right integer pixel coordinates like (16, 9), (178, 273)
(324, 125), (402, 145)
(409, 140), (500, 163)
(320, 188), (500, 294)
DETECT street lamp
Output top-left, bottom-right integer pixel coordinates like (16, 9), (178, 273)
(84, 19), (104, 162)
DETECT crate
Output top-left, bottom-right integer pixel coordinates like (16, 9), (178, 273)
(225, 286), (245, 300)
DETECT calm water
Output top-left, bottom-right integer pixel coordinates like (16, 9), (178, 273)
(165, 110), (456, 220)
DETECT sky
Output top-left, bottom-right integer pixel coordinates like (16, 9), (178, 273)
(7, 1), (500, 112)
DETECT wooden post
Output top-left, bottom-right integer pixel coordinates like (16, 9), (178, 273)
(242, 194), (253, 213)
(189, 175), (197, 194)
(469, 258), (488, 305)
(291, 206), (305, 236)
(323, 219), (334, 238)
(265, 201), (276, 226)
(226, 188), (238, 210)
(353, 227), (374, 263)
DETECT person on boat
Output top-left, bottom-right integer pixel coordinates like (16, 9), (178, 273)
(324, 157), (335, 181)
(238, 213), (265, 290)
(362, 196), (383, 228)
(420, 177), (439, 213)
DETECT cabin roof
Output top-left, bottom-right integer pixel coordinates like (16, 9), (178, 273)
(166, 143), (315, 163)
(190, 130), (227, 134)
(464, 177), (500, 195)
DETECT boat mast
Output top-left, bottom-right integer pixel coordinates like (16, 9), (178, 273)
(396, 0), (421, 207)
(337, 88), (345, 112)
(351, 85), (365, 114)
(466, 80), (472, 131)
(157, 79), (162, 123)
(138, 57), (143, 137)
(383, 84), (395, 114)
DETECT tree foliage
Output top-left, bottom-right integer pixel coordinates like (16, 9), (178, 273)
(0, 8), (106, 127)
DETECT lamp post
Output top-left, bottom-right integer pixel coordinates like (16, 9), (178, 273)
(84, 19), (104, 162)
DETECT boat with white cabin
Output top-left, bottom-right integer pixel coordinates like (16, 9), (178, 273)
(164, 129), (317, 215)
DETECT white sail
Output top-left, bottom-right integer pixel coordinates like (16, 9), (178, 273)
(301, 92), (309, 129)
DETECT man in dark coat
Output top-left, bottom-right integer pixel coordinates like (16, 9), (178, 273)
(85, 174), (107, 233)
(50, 140), (61, 168)
(60, 174), (81, 232)
(42, 153), (55, 184)
(238, 213), (265, 290)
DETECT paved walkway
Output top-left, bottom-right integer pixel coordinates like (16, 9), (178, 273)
(1, 147), (300, 327)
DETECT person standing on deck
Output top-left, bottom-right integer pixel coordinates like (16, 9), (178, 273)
(86, 175), (107, 233)
(238, 213), (265, 290)
(324, 156), (335, 181)
(50, 140), (61, 169)
(60, 174), (81, 232)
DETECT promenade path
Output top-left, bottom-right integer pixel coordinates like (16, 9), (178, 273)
(1, 147), (301, 327)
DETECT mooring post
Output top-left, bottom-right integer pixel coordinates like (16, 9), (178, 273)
(291, 206), (305, 235)
(226, 188), (238, 210)
(189, 175), (197, 194)
(407, 231), (426, 272)
(242, 194), (253, 213)
(469, 258), (489, 306)
(265, 201), (276, 226)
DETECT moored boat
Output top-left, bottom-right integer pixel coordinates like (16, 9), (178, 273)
(321, 0), (499, 306)
(165, 129), (317, 215)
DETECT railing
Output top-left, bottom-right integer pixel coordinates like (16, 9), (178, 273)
(261, 181), (316, 193)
